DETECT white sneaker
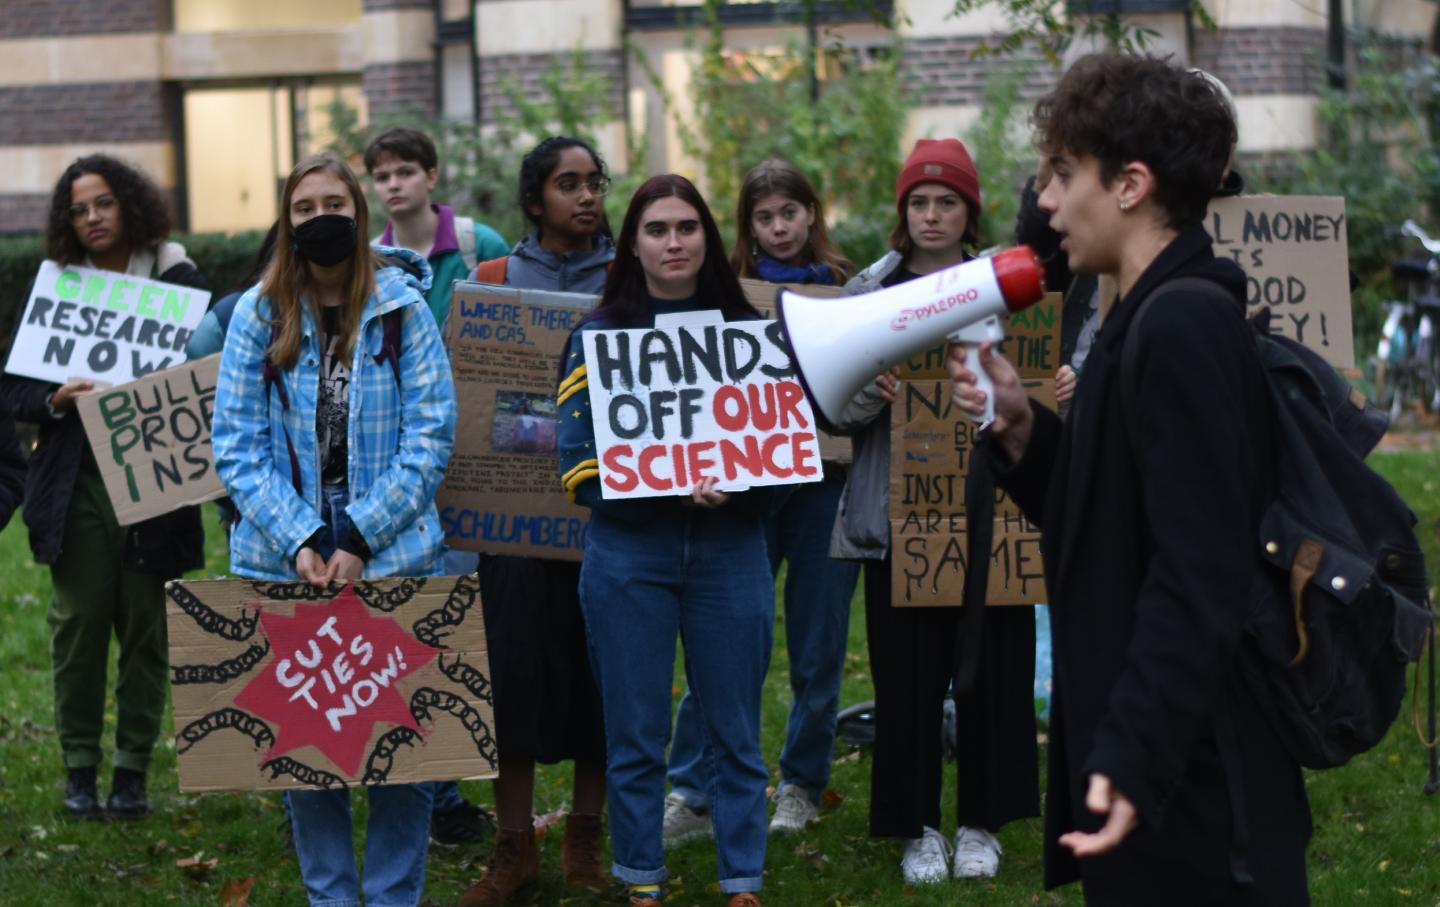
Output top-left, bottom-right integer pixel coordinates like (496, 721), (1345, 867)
(952, 826), (1002, 879)
(662, 792), (713, 847)
(900, 826), (951, 885)
(768, 784), (819, 834)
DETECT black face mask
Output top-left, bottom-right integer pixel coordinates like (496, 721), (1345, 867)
(293, 214), (357, 267)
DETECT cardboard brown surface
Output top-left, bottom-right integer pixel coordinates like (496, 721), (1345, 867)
(1205, 195), (1353, 368)
(168, 576), (496, 792)
(740, 277), (851, 464)
(886, 280), (1062, 608)
(436, 282), (596, 560)
(75, 355), (225, 526)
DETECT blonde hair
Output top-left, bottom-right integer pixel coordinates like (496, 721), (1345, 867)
(261, 153), (381, 370)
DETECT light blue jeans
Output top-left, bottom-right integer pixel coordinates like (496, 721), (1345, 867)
(669, 476), (859, 806)
(286, 783), (433, 907)
(579, 508), (773, 895)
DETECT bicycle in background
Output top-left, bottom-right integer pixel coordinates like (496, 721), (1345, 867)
(1374, 219), (1440, 421)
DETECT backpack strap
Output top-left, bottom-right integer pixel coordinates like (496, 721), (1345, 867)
(374, 308), (404, 389)
(473, 256), (508, 285)
(1118, 276), (1231, 451)
(455, 216), (478, 271)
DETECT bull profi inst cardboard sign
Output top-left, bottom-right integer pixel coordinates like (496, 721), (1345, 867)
(76, 355), (225, 526)
(5, 261), (208, 385)
(168, 577), (496, 792)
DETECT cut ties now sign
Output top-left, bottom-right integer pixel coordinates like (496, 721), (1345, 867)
(581, 315), (824, 499)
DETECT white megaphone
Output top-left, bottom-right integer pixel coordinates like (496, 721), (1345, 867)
(776, 246), (1046, 429)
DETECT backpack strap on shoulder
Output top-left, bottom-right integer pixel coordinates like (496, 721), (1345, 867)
(473, 256), (508, 285)
(455, 216), (478, 271)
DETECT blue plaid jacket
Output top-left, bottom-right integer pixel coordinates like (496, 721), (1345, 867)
(213, 247), (457, 579)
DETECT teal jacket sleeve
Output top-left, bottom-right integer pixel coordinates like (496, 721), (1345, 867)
(474, 222), (510, 262)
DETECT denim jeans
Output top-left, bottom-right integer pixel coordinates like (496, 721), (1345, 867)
(669, 476), (859, 806)
(287, 783), (433, 907)
(292, 484), (434, 905)
(579, 508), (773, 894)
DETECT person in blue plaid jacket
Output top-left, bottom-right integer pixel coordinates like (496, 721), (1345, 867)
(212, 152), (456, 907)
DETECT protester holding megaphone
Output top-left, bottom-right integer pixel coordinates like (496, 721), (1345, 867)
(819, 138), (1041, 887)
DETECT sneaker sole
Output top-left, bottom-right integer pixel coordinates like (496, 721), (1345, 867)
(662, 828), (714, 848)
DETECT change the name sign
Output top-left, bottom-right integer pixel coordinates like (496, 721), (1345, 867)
(583, 317), (823, 499)
(1205, 195), (1353, 368)
(6, 260), (209, 385)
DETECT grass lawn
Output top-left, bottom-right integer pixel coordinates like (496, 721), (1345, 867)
(0, 450), (1437, 906)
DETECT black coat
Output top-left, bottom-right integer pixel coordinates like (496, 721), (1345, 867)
(995, 227), (1311, 904)
(0, 260), (207, 575)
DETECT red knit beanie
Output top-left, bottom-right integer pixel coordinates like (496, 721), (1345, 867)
(895, 138), (981, 214)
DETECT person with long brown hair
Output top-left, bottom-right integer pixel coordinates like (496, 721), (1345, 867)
(211, 152), (457, 907)
(556, 174), (771, 907)
(0, 153), (207, 820)
(664, 158), (859, 846)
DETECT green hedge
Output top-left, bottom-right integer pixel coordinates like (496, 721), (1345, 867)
(0, 230), (266, 353)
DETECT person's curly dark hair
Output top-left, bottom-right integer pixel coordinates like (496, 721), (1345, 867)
(1032, 54), (1236, 229)
(45, 154), (172, 264)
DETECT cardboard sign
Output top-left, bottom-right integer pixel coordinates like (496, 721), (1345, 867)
(5, 261), (209, 385)
(1205, 195), (1352, 368)
(168, 576), (497, 792)
(583, 316), (824, 499)
(895, 292), (1063, 381)
(889, 298), (1062, 607)
(436, 282), (596, 561)
(890, 379), (1054, 607)
(75, 355), (224, 525)
(739, 277), (851, 465)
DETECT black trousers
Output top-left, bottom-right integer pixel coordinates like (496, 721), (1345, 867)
(864, 557), (1041, 839)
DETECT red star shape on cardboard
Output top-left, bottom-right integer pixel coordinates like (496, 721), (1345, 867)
(235, 583), (439, 777)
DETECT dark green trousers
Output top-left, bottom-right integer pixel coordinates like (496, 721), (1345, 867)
(48, 453), (167, 772)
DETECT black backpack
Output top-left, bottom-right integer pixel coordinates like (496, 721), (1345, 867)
(1122, 277), (1433, 769)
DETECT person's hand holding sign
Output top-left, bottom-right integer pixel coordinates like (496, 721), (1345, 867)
(689, 476), (729, 509)
(48, 379), (96, 412)
(328, 550), (365, 583)
(296, 547), (330, 586)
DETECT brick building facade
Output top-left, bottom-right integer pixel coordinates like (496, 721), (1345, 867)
(0, 0), (1433, 234)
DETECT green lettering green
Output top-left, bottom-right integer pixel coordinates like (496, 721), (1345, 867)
(107, 280), (135, 313)
(159, 288), (189, 323)
(55, 269), (81, 300)
(83, 275), (108, 307)
(97, 391), (134, 430)
(135, 285), (161, 317)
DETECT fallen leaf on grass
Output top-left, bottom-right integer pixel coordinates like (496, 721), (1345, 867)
(1380, 859), (1390, 872)
(533, 806), (567, 835)
(55, 844), (77, 854)
(152, 839), (171, 856)
(176, 853), (218, 872)
(820, 789), (844, 809)
(219, 876), (255, 906)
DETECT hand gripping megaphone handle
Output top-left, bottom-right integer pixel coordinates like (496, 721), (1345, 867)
(949, 315), (1005, 427)
(776, 245), (1045, 430)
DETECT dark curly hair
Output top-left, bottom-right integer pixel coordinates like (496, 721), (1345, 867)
(46, 154), (172, 265)
(1032, 54), (1236, 229)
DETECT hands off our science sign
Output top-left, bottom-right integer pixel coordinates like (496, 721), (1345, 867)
(582, 317), (824, 499)
(5, 261), (208, 385)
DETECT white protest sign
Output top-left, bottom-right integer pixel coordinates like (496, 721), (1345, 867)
(1205, 195), (1353, 368)
(581, 316), (824, 499)
(5, 260), (209, 385)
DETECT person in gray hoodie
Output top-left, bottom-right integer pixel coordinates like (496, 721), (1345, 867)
(459, 136), (614, 907)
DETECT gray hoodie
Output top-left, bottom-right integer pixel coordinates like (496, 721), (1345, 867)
(503, 232), (616, 293)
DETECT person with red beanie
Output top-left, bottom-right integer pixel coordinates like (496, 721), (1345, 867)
(828, 137), (1040, 888)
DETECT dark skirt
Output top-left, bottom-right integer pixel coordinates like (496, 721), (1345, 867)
(478, 554), (606, 765)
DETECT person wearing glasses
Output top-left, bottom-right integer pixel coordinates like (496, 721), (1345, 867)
(0, 154), (207, 820)
(458, 136), (615, 907)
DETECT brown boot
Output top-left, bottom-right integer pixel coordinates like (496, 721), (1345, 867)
(561, 812), (609, 891)
(457, 827), (539, 906)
